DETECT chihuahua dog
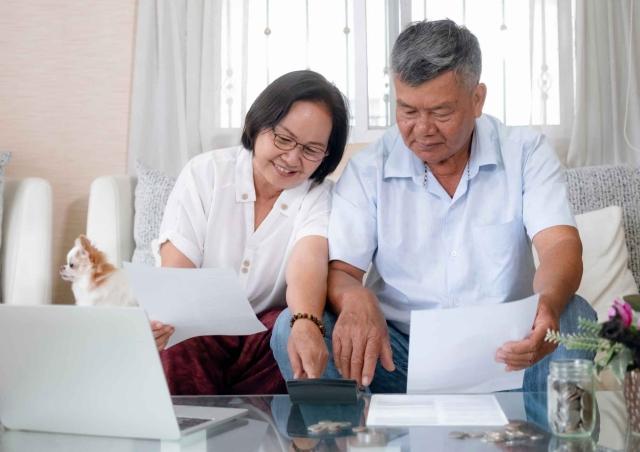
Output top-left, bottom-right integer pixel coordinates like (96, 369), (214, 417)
(60, 235), (137, 307)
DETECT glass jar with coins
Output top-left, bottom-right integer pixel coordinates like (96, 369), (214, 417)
(547, 359), (596, 437)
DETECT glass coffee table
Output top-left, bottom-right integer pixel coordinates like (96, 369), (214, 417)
(0, 391), (634, 451)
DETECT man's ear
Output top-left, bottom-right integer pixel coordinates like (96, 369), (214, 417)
(472, 83), (487, 118)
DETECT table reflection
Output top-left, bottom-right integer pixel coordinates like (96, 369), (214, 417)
(0, 391), (634, 452)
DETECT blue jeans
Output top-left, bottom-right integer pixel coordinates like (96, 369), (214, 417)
(270, 295), (596, 393)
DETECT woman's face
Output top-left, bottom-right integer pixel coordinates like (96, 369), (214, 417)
(253, 100), (332, 192)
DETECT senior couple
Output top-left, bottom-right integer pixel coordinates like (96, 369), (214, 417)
(152, 19), (595, 395)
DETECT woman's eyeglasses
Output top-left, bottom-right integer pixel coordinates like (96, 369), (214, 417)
(272, 129), (327, 162)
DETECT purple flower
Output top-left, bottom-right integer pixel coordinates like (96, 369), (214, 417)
(608, 298), (634, 328)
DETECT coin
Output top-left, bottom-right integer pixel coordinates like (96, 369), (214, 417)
(448, 431), (469, 439)
(307, 423), (326, 434)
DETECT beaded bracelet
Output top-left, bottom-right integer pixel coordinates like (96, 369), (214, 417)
(289, 312), (325, 337)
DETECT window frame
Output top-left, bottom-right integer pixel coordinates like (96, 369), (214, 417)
(211, 0), (574, 151)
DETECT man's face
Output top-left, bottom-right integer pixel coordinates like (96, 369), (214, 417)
(394, 70), (486, 166)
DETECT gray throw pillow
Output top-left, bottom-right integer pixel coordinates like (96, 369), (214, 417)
(0, 152), (12, 254)
(566, 165), (640, 287)
(132, 160), (176, 266)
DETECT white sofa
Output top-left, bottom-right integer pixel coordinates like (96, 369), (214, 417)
(86, 176), (136, 267)
(2, 178), (52, 305)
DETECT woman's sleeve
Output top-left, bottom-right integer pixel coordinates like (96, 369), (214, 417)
(157, 158), (212, 267)
(293, 181), (333, 242)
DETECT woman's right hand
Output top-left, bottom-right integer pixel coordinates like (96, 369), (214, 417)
(150, 320), (175, 351)
(289, 319), (329, 379)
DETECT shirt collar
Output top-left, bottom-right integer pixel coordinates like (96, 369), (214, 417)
(235, 146), (256, 202)
(383, 116), (502, 184)
(383, 126), (425, 185)
(235, 145), (311, 216)
(468, 114), (502, 179)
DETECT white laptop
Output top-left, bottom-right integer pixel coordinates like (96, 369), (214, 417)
(0, 305), (247, 440)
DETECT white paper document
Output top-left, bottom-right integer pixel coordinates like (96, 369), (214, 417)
(123, 263), (266, 348)
(407, 294), (539, 393)
(367, 394), (508, 426)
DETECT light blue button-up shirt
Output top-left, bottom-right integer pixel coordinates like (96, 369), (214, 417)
(329, 114), (576, 333)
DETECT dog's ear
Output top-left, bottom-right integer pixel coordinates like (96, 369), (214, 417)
(78, 235), (92, 251)
(75, 235), (92, 257)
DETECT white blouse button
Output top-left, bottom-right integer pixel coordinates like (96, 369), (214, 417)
(241, 267), (248, 274)
(241, 193), (248, 200)
(281, 203), (288, 210)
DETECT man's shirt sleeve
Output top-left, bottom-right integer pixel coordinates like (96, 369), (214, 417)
(328, 153), (379, 272)
(522, 134), (576, 239)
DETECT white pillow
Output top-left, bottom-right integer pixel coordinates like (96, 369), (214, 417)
(533, 205), (638, 321)
(575, 205), (639, 321)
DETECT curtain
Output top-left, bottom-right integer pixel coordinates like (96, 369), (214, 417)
(567, 0), (640, 167)
(128, 0), (239, 176)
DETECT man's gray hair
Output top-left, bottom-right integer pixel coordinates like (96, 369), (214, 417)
(391, 19), (482, 88)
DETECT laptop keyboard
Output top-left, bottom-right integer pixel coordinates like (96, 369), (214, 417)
(177, 416), (211, 431)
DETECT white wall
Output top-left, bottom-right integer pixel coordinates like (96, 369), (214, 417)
(0, 0), (136, 303)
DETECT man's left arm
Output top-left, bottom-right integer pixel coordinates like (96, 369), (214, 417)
(496, 225), (582, 370)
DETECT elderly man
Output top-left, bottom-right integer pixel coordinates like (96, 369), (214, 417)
(271, 19), (595, 392)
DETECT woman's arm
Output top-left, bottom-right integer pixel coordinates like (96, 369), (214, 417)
(285, 235), (330, 378)
(160, 241), (197, 268)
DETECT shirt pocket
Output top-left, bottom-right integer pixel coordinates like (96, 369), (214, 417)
(471, 219), (523, 298)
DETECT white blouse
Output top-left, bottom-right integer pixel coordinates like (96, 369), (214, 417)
(157, 146), (332, 314)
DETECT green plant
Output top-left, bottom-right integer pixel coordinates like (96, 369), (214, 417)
(545, 295), (640, 382)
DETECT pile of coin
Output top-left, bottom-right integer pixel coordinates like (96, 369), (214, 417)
(548, 381), (594, 435)
(306, 420), (352, 434)
(448, 421), (544, 446)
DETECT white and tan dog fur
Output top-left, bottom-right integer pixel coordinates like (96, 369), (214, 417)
(60, 235), (137, 307)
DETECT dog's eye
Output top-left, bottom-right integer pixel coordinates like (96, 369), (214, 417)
(69, 263), (74, 268)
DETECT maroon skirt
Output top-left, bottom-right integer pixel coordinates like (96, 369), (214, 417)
(160, 308), (287, 395)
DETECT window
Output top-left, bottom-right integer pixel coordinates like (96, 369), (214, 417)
(217, 0), (573, 143)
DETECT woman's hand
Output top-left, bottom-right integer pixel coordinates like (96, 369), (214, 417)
(150, 320), (175, 351)
(288, 319), (329, 379)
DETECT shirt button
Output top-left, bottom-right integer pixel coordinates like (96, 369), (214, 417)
(451, 250), (458, 257)
(241, 267), (248, 274)
(243, 260), (250, 267)
(241, 193), (248, 200)
(281, 203), (288, 210)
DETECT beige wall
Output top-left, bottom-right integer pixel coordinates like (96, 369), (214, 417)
(0, 0), (136, 303)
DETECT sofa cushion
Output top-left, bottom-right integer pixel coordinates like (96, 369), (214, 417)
(132, 161), (176, 266)
(574, 206), (639, 320)
(566, 165), (640, 287)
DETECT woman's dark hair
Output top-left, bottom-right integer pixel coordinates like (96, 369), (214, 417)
(241, 70), (349, 183)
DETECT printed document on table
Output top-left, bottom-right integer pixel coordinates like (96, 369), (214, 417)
(367, 394), (508, 426)
(123, 262), (266, 348)
(407, 294), (539, 393)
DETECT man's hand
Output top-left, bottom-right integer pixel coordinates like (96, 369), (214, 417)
(288, 319), (329, 379)
(496, 225), (582, 371)
(332, 287), (395, 386)
(151, 320), (175, 351)
(496, 297), (560, 371)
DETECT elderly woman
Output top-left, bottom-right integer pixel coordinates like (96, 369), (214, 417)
(152, 70), (349, 395)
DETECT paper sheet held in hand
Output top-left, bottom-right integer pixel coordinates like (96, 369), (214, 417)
(123, 262), (266, 348)
(408, 294), (539, 393)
